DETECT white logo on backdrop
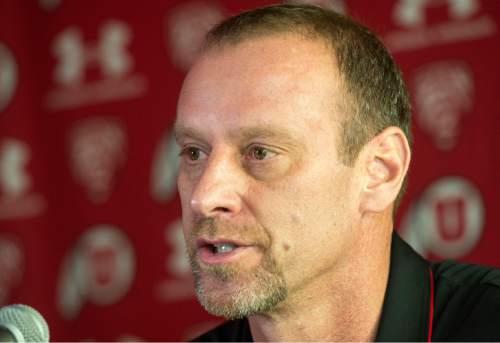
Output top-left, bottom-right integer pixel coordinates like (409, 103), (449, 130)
(0, 43), (18, 113)
(53, 21), (133, 85)
(82, 334), (146, 342)
(400, 176), (484, 259)
(0, 138), (46, 219)
(0, 235), (24, 306)
(0, 140), (31, 198)
(58, 225), (135, 320)
(151, 130), (179, 202)
(166, 1), (224, 71)
(45, 20), (147, 110)
(283, 0), (346, 13)
(394, 0), (480, 27)
(385, 0), (497, 52)
(413, 61), (473, 150)
(38, 0), (61, 11)
(68, 118), (126, 203)
(155, 219), (195, 302)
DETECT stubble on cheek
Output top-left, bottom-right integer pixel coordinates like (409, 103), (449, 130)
(185, 216), (271, 282)
(192, 260), (237, 283)
(184, 217), (289, 319)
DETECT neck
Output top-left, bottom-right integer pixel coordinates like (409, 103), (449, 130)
(248, 213), (393, 342)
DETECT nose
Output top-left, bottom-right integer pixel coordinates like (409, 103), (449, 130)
(189, 151), (245, 218)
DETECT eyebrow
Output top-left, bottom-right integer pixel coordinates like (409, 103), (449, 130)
(174, 121), (302, 147)
(173, 121), (201, 142)
(232, 125), (299, 142)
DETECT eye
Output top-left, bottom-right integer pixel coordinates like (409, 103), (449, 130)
(247, 146), (277, 161)
(180, 146), (207, 162)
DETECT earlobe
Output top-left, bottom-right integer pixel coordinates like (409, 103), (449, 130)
(360, 127), (411, 213)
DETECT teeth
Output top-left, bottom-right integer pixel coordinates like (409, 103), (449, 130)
(213, 243), (236, 254)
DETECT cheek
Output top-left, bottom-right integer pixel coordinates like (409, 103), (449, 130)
(251, 187), (312, 260)
(252, 165), (357, 259)
(177, 174), (197, 227)
(177, 170), (193, 203)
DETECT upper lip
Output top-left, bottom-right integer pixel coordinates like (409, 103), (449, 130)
(196, 237), (252, 249)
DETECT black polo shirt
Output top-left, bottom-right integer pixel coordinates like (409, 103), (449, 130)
(192, 233), (500, 342)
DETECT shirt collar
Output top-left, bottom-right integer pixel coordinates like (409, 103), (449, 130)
(375, 232), (432, 342)
(222, 233), (433, 342)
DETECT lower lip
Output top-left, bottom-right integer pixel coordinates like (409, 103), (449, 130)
(198, 246), (255, 265)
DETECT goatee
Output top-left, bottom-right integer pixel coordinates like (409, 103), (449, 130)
(187, 218), (288, 319)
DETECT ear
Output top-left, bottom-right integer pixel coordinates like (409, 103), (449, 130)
(359, 126), (411, 213)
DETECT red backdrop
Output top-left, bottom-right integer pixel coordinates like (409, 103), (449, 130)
(1, 0), (499, 341)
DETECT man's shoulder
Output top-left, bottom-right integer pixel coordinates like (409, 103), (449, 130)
(190, 319), (251, 342)
(433, 259), (500, 286)
(432, 260), (500, 341)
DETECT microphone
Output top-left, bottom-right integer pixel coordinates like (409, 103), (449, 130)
(0, 304), (49, 342)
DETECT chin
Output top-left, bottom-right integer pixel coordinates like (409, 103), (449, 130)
(194, 270), (288, 319)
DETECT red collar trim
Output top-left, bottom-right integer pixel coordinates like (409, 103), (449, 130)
(428, 267), (435, 343)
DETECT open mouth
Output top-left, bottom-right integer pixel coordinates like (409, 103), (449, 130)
(198, 240), (242, 254)
(207, 242), (238, 254)
(196, 238), (253, 264)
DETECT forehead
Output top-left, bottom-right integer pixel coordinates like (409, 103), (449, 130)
(176, 33), (345, 140)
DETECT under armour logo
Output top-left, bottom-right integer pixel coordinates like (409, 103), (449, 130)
(53, 20), (133, 86)
(394, 0), (480, 27)
(0, 139), (31, 199)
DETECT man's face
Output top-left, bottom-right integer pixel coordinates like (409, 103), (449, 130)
(175, 34), (364, 319)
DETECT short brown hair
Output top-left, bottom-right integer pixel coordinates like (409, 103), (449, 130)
(204, 4), (412, 207)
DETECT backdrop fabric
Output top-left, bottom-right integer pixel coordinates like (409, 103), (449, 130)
(0, 0), (499, 341)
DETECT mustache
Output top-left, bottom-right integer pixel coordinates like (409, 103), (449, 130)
(189, 217), (272, 247)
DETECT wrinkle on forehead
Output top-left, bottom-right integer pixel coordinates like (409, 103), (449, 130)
(174, 121), (306, 156)
(186, 33), (340, 96)
(177, 33), (346, 142)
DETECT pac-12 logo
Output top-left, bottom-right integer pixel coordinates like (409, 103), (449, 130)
(412, 61), (474, 150)
(68, 117), (127, 203)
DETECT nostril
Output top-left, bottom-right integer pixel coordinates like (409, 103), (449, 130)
(190, 188), (243, 217)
